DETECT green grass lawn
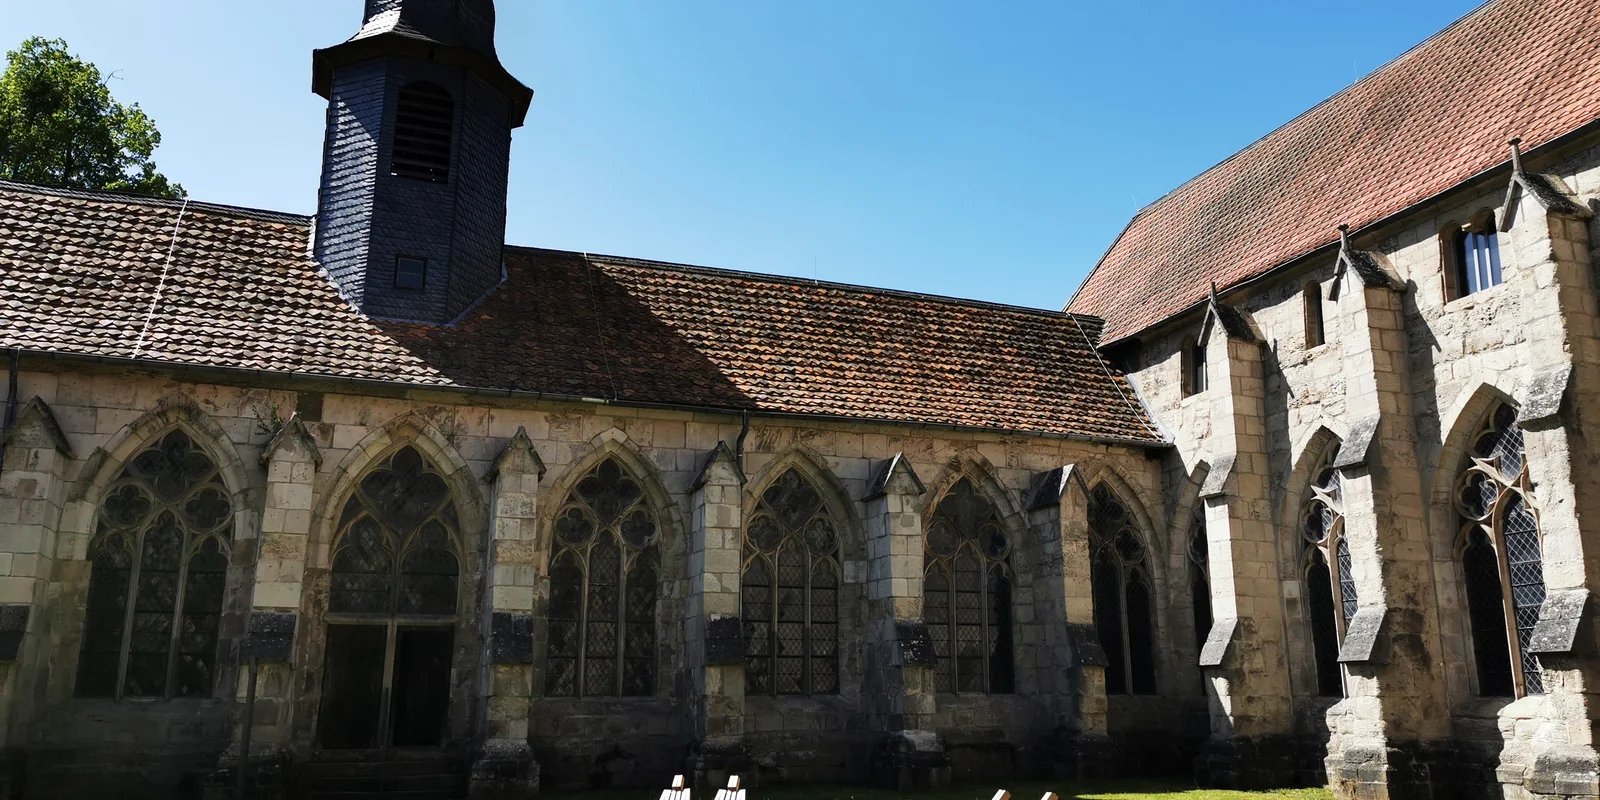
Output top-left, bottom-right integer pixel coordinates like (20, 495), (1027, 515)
(543, 780), (1332, 800)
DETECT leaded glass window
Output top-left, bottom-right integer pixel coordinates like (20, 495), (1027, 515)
(924, 478), (1013, 694)
(1187, 507), (1213, 649)
(330, 446), (461, 618)
(545, 458), (660, 698)
(1456, 403), (1545, 697)
(1302, 462), (1352, 698)
(742, 468), (840, 696)
(1090, 485), (1156, 695)
(77, 430), (233, 699)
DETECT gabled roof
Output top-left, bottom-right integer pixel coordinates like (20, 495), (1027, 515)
(1068, 0), (1600, 343)
(0, 181), (1162, 444)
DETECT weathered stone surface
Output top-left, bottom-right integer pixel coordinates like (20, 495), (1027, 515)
(1065, 623), (1109, 668)
(1336, 606), (1386, 664)
(241, 611), (296, 662)
(1529, 589), (1589, 654)
(490, 612), (534, 664)
(705, 615), (745, 665)
(1198, 616), (1237, 667)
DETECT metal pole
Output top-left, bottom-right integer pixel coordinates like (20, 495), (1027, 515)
(237, 657), (258, 800)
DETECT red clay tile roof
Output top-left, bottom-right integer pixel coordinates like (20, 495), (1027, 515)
(0, 181), (1161, 443)
(1068, 0), (1600, 343)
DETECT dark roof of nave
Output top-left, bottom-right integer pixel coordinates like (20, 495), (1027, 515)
(1068, 0), (1600, 343)
(0, 180), (1162, 444)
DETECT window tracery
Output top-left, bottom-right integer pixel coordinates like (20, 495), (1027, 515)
(545, 458), (660, 698)
(77, 430), (233, 699)
(330, 446), (461, 618)
(1457, 403), (1544, 697)
(1090, 484), (1156, 695)
(741, 468), (840, 696)
(924, 478), (1014, 694)
(1302, 460), (1352, 698)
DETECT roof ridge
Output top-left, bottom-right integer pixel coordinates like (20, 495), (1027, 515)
(512, 245), (1101, 323)
(1122, 0), (1501, 222)
(0, 179), (312, 226)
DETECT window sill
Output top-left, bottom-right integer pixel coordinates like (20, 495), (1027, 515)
(1444, 279), (1512, 309)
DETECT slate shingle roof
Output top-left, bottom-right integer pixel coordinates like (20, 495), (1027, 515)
(1068, 0), (1600, 343)
(0, 181), (1161, 443)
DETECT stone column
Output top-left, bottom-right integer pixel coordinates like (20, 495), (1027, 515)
(0, 397), (71, 793)
(861, 454), (947, 789)
(1490, 164), (1600, 799)
(471, 428), (545, 799)
(1194, 299), (1298, 788)
(1320, 234), (1449, 800)
(212, 413), (319, 796)
(1025, 465), (1112, 778)
(685, 442), (749, 789)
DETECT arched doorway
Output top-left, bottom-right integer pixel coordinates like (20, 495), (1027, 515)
(317, 445), (462, 750)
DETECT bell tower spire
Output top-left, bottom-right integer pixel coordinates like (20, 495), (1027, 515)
(312, 0), (533, 324)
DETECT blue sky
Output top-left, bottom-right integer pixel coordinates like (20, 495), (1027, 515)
(2, 0), (1484, 310)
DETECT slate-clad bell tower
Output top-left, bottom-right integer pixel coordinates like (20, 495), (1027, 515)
(313, 0), (533, 324)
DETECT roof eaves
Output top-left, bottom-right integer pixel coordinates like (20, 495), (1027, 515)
(0, 179), (312, 226)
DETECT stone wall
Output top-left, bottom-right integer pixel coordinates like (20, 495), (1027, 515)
(1122, 133), (1600, 798)
(0, 362), (1177, 797)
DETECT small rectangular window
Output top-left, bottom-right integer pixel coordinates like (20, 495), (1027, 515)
(395, 256), (427, 290)
(1450, 213), (1503, 299)
(1182, 337), (1207, 397)
(1304, 282), (1326, 348)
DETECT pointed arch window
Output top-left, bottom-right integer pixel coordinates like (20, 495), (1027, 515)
(924, 478), (1014, 694)
(545, 458), (660, 698)
(329, 445), (461, 618)
(1456, 403), (1544, 697)
(741, 468), (841, 696)
(391, 81), (454, 183)
(1187, 506), (1213, 649)
(1090, 485), (1156, 695)
(77, 430), (234, 700)
(1302, 460), (1353, 698)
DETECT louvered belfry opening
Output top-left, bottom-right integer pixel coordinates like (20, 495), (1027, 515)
(391, 82), (455, 183)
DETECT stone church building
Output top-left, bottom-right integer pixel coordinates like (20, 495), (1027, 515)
(0, 0), (1598, 797)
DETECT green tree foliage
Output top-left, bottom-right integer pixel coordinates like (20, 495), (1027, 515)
(0, 37), (183, 198)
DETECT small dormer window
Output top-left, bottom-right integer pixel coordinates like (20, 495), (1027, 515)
(392, 82), (454, 183)
(395, 256), (427, 290)
(1451, 213), (1503, 298)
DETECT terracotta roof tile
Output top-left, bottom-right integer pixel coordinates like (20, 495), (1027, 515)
(1068, 0), (1600, 342)
(0, 182), (1161, 443)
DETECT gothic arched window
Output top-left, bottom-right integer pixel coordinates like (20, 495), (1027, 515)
(1187, 506), (1212, 649)
(924, 478), (1014, 694)
(545, 458), (660, 698)
(1456, 403), (1544, 697)
(77, 430), (233, 699)
(742, 468), (841, 696)
(1303, 461), (1353, 698)
(330, 446), (461, 618)
(1090, 484), (1156, 696)
(391, 81), (454, 183)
